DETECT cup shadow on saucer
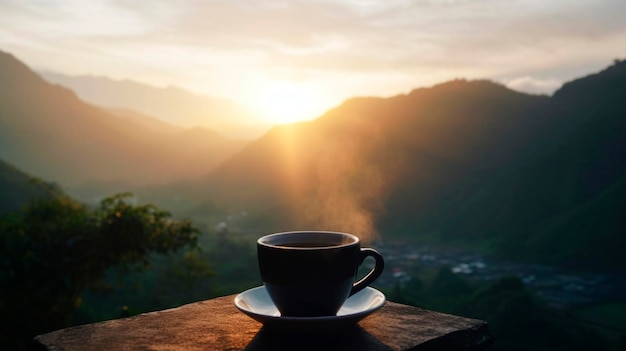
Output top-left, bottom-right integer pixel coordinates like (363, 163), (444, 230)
(243, 325), (394, 351)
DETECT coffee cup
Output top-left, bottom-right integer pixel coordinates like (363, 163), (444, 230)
(257, 231), (384, 317)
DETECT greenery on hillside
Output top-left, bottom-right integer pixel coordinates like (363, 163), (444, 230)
(0, 193), (203, 349)
(0, 158), (62, 215)
(388, 268), (618, 351)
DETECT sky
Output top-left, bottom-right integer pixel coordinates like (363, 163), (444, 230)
(1, 0), (625, 124)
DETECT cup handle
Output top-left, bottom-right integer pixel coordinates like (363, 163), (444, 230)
(349, 248), (385, 296)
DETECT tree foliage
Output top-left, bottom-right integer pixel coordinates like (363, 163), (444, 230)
(389, 272), (610, 351)
(0, 193), (199, 349)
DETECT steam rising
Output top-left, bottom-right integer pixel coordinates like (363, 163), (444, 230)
(302, 123), (385, 244)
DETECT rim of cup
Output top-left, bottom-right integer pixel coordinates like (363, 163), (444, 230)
(258, 231), (360, 250)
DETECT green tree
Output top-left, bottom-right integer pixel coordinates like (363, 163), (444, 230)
(431, 267), (469, 294)
(462, 277), (609, 351)
(206, 229), (259, 294)
(0, 193), (199, 349)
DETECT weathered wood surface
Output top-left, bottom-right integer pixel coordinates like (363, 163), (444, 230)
(34, 295), (493, 350)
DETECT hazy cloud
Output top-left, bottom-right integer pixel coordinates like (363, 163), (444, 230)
(1, 0), (625, 105)
(503, 76), (562, 95)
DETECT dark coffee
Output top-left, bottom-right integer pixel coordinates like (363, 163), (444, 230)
(276, 242), (338, 248)
(257, 231), (384, 317)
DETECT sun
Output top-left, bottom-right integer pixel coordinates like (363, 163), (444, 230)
(254, 81), (323, 125)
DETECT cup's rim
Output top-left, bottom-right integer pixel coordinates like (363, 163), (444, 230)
(258, 231), (360, 250)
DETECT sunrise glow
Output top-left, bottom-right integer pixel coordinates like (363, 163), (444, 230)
(254, 81), (324, 125)
(2, 0), (622, 131)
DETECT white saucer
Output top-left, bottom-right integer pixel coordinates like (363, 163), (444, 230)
(234, 286), (386, 332)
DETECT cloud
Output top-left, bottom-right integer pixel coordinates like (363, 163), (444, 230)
(159, 0), (626, 83)
(0, 0), (151, 37)
(1, 0), (625, 102)
(503, 76), (563, 95)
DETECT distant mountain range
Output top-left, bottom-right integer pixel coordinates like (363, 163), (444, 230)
(0, 50), (247, 199)
(2, 47), (624, 270)
(195, 60), (626, 270)
(40, 71), (272, 139)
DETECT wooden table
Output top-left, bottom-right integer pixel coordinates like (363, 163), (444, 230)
(34, 294), (493, 350)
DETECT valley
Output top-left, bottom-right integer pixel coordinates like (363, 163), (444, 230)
(373, 239), (626, 310)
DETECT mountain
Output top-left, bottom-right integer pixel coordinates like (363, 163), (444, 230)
(0, 50), (247, 200)
(198, 79), (552, 234)
(196, 60), (626, 270)
(0, 159), (62, 215)
(3, 47), (624, 269)
(40, 71), (272, 139)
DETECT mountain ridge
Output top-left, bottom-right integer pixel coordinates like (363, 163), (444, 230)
(40, 71), (272, 139)
(0, 50), (247, 200)
(196, 61), (626, 269)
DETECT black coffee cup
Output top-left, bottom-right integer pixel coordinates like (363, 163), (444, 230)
(257, 231), (384, 317)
